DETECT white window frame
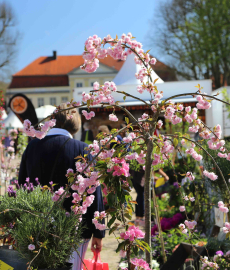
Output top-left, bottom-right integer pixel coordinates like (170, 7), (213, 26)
(75, 79), (84, 88)
(38, 98), (44, 107)
(50, 97), (56, 106)
(61, 97), (68, 103)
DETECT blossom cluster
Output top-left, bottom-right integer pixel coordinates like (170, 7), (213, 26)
(92, 211), (106, 231)
(203, 170), (218, 181)
(179, 220), (197, 234)
(201, 256), (219, 270)
(23, 119), (56, 139)
(130, 258), (151, 270)
(120, 225), (145, 241)
(218, 201), (229, 213)
(107, 157), (130, 177)
(223, 222), (230, 234)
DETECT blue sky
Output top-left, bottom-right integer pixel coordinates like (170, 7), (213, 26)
(8, 0), (160, 74)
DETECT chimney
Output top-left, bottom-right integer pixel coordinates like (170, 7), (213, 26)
(53, 50), (57, 59)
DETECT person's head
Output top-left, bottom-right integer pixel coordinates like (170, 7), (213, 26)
(53, 103), (81, 135)
(83, 122), (90, 130)
(98, 125), (110, 135)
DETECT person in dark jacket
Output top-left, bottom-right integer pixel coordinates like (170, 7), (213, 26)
(19, 103), (105, 270)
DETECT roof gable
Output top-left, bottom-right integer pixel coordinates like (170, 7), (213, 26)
(69, 62), (118, 75)
(14, 55), (124, 77)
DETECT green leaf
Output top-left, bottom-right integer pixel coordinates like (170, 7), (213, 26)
(173, 138), (178, 147)
(123, 96), (126, 101)
(132, 245), (138, 256)
(116, 241), (127, 253)
(124, 213), (132, 220)
(108, 215), (116, 228)
(109, 225), (118, 235)
(125, 117), (129, 124)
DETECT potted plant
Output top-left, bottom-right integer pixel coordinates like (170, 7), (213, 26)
(0, 180), (82, 270)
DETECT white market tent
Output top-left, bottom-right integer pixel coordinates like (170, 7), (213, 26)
(206, 86), (230, 138)
(35, 105), (55, 121)
(1, 109), (7, 120)
(74, 54), (211, 104)
(113, 54), (164, 85)
(2, 109), (23, 128)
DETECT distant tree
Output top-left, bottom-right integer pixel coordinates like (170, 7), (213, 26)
(0, 1), (19, 77)
(150, 0), (230, 89)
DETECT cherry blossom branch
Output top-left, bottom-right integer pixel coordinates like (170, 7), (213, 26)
(35, 123), (136, 244)
(167, 135), (230, 196)
(164, 92), (230, 106)
(101, 103), (146, 134)
(27, 248), (41, 270)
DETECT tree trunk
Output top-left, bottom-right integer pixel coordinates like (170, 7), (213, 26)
(144, 139), (153, 266)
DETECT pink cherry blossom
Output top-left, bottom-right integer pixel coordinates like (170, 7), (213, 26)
(184, 220), (197, 230)
(120, 225), (145, 241)
(203, 170), (218, 181)
(131, 258), (151, 270)
(28, 244), (35, 251)
(82, 110), (95, 120)
(179, 206), (186, 212)
(109, 114), (118, 122)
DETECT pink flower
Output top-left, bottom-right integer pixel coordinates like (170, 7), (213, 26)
(28, 244), (35, 251)
(93, 81), (100, 90)
(109, 113), (118, 122)
(120, 226), (145, 241)
(150, 57), (157, 65)
(184, 220), (197, 230)
(131, 258), (151, 270)
(203, 170), (218, 181)
(179, 206), (186, 212)
(120, 250), (127, 258)
(52, 187), (65, 202)
(82, 110), (95, 120)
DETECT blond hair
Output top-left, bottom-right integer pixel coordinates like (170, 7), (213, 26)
(98, 125), (110, 135)
(54, 103), (81, 135)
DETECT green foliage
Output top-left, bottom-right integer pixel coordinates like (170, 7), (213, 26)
(0, 186), (82, 269)
(206, 237), (230, 256)
(222, 88), (230, 120)
(151, 195), (178, 219)
(152, 0), (230, 88)
(152, 229), (207, 263)
(17, 132), (28, 158)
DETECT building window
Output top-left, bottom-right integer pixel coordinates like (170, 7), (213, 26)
(61, 97), (68, 103)
(38, 98), (44, 107)
(76, 82), (83, 87)
(50, 97), (56, 106)
(90, 82), (94, 87)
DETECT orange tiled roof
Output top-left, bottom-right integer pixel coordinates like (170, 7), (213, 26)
(14, 55), (124, 76)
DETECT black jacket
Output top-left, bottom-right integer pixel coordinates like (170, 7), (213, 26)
(18, 135), (105, 239)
